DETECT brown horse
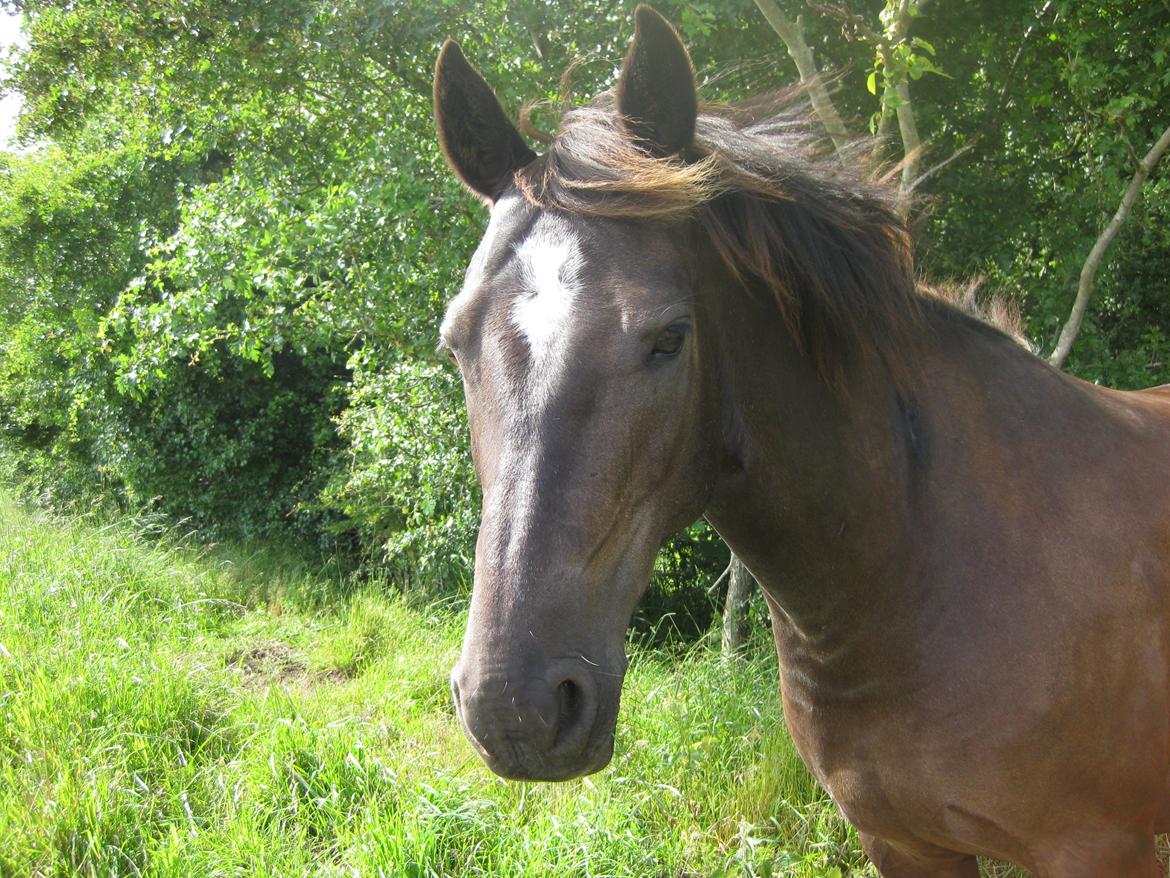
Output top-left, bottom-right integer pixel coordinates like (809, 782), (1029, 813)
(432, 7), (1170, 876)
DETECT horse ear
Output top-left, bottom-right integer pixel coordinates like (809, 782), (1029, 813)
(616, 6), (698, 157)
(434, 40), (536, 201)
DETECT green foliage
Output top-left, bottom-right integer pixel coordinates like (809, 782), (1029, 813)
(636, 520), (731, 645)
(914, 0), (1170, 387)
(0, 141), (163, 509)
(323, 359), (479, 589)
(0, 0), (1168, 618)
(0, 0), (488, 546)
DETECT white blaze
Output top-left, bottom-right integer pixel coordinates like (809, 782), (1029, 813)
(512, 224), (583, 362)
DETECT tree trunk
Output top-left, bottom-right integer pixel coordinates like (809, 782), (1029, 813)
(1049, 122), (1170, 369)
(753, 0), (850, 155)
(721, 554), (756, 655)
(893, 79), (922, 190)
(884, 0), (924, 192)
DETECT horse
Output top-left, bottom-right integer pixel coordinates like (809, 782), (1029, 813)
(431, 7), (1170, 876)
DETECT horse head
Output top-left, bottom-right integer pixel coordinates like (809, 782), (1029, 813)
(435, 8), (725, 780)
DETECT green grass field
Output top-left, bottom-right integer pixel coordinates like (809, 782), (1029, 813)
(0, 493), (1047, 877)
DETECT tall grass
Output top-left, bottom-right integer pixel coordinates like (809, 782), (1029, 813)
(0, 494), (1038, 877)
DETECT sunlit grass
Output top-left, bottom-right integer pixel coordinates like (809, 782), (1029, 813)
(0, 494), (1037, 876)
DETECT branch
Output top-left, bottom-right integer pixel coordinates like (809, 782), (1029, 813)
(721, 555), (756, 656)
(527, 24), (549, 61)
(894, 0), (915, 33)
(753, 0), (851, 154)
(806, 0), (881, 43)
(893, 79), (922, 189)
(1114, 121), (1142, 171)
(906, 138), (978, 192)
(1048, 122), (1170, 368)
(996, 0), (1056, 114)
(706, 560), (733, 594)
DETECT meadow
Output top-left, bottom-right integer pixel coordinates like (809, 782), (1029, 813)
(0, 492), (873, 878)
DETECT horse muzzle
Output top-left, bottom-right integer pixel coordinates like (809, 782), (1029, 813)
(450, 656), (621, 781)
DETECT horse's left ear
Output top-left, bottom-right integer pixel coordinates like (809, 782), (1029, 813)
(434, 40), (536, 201)
(616, 6), (698, 157)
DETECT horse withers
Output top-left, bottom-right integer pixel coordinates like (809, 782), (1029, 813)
(432, 7), (1170, 876)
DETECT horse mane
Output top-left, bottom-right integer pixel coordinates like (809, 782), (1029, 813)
(513, 89), (921, 386)
(918, 276), (1033, 351)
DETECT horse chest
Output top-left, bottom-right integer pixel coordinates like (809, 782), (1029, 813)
(778, 678), (996, 854)
(773, 634), (1007, 845)
(778, 667), (908, 830)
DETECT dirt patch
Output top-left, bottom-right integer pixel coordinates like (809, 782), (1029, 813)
(226, 641), (351, 687)
(227, 641), (308, 680)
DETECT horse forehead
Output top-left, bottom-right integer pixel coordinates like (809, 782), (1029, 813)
(442, 194), (528, 332)
(442, 199), (683, 355)
(445, 201), (610, 338)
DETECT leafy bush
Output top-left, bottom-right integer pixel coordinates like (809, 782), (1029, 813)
(323, 358), (479, 589)
(1, 0), (1168, 627)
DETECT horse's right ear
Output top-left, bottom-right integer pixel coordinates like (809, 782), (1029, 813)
(434, 40), (536, 202)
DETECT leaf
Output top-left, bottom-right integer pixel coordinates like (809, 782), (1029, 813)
(867, 70), (878, 96)
(912, 37), (936, 55)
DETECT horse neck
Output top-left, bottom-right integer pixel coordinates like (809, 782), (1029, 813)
(701, 288), (912, 638)
(703, 276), (1074, 638)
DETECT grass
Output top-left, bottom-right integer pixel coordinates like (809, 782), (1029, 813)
(0, 492), (1047, 877)
(0, 493), (862, 877)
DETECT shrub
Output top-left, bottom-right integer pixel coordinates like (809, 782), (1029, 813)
(322, 358), (478, 589)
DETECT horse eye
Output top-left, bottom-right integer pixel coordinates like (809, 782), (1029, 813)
(652, 325), (687, 358)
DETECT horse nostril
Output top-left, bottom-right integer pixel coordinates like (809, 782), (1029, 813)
(556, 679), (581, 730)
(553, 677), (594, 753)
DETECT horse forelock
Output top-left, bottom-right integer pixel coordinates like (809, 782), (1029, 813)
(513, 88), (929, 388)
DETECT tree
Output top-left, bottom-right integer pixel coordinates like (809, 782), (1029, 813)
(1049, 122), (1170, 367)
(752, 0), (849, 153)
(721, 555), (756, 654)
(751, 0), (945, 189)
(1, 0), (1168, 612)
